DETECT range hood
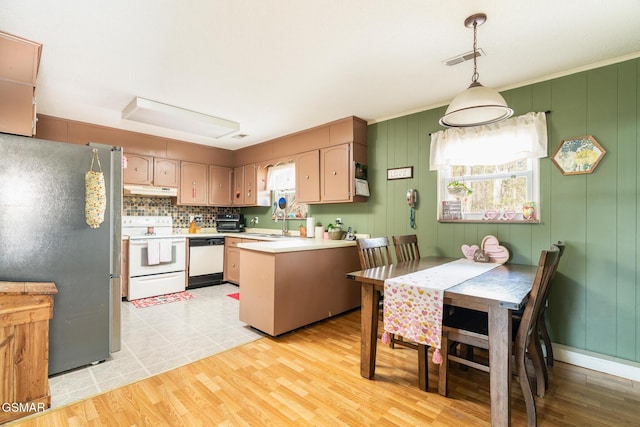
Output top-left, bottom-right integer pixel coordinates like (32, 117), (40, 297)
(123, 184), (177, 197)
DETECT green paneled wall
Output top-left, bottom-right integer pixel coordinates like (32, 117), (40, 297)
(243, 57), (640, 363)
(364, 58), (640, 363)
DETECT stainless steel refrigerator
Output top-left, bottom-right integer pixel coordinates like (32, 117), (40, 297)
(0, 132), (122, 375)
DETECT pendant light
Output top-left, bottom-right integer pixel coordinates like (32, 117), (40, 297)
(439, 13), (513, 128)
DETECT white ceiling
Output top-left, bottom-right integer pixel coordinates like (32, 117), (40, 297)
(2, 1), (640, 150)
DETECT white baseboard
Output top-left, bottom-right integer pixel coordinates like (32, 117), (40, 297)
(552, 343), (640, 382)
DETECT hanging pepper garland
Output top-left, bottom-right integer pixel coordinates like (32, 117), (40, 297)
(85, 149), (106, 229)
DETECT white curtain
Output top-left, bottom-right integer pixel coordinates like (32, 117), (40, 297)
(266, 162), (296, 191)
(429, 111), (548, 170)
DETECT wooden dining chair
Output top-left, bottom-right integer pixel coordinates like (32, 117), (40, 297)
(392, 234), (421, 262)
(508, 240), (566, 398)
(355, 237), (393, 269)
(390, 234), (422, 349)
(355, 237), (427, 387)
(355, 237), (411, 352)
(438, 245), (561, 427)
(537, 241), (566, 368)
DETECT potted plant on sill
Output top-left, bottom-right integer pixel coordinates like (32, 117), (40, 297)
(447, 181), (473, 197)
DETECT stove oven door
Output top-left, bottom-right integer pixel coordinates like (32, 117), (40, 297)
(128, 237), (186, 277)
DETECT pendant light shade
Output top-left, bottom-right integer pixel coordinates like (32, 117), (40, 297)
(439, 13), (513, 128)
(439, 81), (513, 127)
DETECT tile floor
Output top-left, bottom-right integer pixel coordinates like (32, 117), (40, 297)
(48, 283), (265, 408)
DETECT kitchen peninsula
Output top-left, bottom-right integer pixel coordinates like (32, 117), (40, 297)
(238, 238), (361, 336)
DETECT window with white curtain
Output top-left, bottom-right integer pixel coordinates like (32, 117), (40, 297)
(430, 112), (548, 221)
(266, 162), (296, 192)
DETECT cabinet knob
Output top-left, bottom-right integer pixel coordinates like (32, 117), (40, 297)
(332, 171), (337, 175)
(305, 175), (310, 179)
(164, 171), (169, 174)
(134, 167), (140, 171)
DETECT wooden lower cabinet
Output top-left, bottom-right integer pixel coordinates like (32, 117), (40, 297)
(238, 246), (361, 336)
(224, 237), (242, 284)
(0, 281), (58, 424)
(224, 237), (259, 284)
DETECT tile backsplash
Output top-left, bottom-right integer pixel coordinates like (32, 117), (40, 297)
(123, 196), (238, 228)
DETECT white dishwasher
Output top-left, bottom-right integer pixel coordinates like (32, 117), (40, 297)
(188, 237), (225, 288)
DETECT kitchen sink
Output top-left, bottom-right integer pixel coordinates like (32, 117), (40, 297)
(244, 233), (294, 239)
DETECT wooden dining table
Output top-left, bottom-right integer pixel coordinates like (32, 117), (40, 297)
(346, 257), (538, 427)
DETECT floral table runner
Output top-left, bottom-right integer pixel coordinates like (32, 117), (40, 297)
(382, 258), (500, 363)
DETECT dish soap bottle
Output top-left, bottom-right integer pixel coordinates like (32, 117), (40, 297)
(189, 220), (197, 233)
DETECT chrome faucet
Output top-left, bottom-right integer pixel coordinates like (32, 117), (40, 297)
(278, 211), (288, 236)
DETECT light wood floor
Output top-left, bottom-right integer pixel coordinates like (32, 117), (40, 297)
(9, 309), (640, 426)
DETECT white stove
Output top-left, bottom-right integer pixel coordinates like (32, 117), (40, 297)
(122, 216), (176, 239)
(122, 216), (187, 301)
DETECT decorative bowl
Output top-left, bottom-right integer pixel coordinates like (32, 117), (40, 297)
(328, 229), (345, 240)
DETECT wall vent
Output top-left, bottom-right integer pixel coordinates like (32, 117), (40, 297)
(443, 48), (485, 66)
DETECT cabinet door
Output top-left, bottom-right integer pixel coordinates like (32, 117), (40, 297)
(296, 150), (320, 203)
(255, 163), (271, 206)
(209, 165), (232, 206)
(124, 154), (153, 185)
(233, 166), (245, 205)
(179, 162), (208, 205)
(0, 32), (41, 85)
(0, 81), (36, 136)
(153, 158), (179, 187)
(224, 237), (243, 284)
(320, 144), (351, 202)
(243, 163), (257, 206)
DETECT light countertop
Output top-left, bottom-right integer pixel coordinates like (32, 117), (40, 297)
(122, 228), (362, 252)
(237, 238), (356, 253)
(182, 229), (358, 253)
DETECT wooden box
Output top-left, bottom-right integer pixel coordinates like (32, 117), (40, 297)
(0, 281), (57, 424)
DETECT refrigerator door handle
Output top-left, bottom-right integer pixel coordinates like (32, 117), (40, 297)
(110, 275), (122, 352)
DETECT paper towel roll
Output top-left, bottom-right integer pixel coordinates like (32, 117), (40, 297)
(306, 217), (315, 238)
(315, 226), (324, 240)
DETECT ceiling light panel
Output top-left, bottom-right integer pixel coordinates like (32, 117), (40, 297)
(122, 97), (239, 139)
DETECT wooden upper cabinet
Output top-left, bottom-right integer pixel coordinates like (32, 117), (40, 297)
(209, 165), (232, 206)
(0, 32), (41, 136)
(232, 165), (245, 205)
(153, 158), (179, 187)
(321, 144), (351, 202)
(318, 142), (368, 204)
(232, 164), (258, 206)
(256, 163), (271, 206)
(123, 154), (153, 185)
(243, 163), (257, 206)
(296, 150), (320, 203)
(179, 161), (208, 206)
(330, 116), (368, 146)
(0, 32), (41, 85)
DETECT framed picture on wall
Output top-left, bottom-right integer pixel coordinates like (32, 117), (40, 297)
(387, 166), (413, 180)
(551, 135), (606, 175)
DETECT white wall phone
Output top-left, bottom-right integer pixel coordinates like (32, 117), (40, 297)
(406, 189), (417, 207)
